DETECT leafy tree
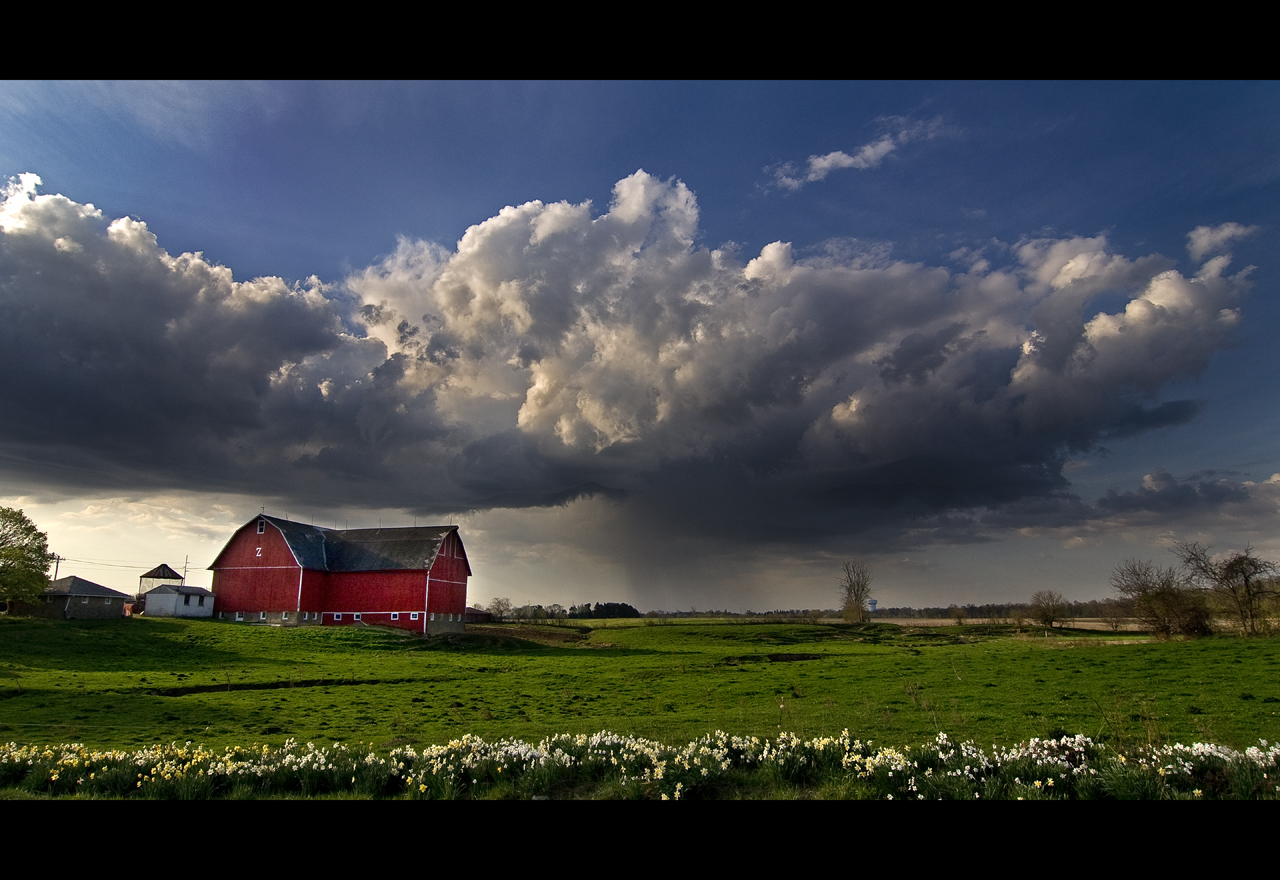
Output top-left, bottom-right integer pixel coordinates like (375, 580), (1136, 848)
(1030, 590), (1066, 628)
(838, 559), (873, 623)
(592, 602), (641, 619)
(1174, 542), (1277, 635)
(0, 507), (55, 611)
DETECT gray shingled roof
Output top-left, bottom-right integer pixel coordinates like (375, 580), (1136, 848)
(148, 584), (214, 597)
(215, 516), (460, 573)
(267, 518), (331, 570)
(47, 576), (133, 599)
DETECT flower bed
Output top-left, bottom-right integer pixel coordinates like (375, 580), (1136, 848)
(3, 731), (1277, 799)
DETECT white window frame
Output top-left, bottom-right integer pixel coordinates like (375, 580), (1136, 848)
(410, 612), (419, 620)
(391, 612), (399, 620)
(257, 520), (266, 534)
(259, 611), (266, 621)
(334, 613), (342, 621)
(235, 612), (244, 621)
(353, 613), (362, 621)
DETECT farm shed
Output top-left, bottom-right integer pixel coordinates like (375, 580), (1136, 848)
(209, 515), (471, 635)
(143, 583), (215, 619)
(21, 576), (131, 620)
(138, 563), (184, 598)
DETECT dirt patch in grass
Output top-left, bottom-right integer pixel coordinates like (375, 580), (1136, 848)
(462, 625), (591, 647)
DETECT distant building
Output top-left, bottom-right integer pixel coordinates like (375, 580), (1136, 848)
(22, 576), (131, 620)
(208, 515), (471, 635)
(464, 606), (493, 624)
(143, 583), (215, 618)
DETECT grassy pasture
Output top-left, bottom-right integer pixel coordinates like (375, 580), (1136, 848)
(1, 615), (1278, 753)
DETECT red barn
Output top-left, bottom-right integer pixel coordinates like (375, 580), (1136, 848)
(209, 515), (470, 635)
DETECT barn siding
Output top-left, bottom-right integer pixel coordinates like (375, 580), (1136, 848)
(324, 570), (427, 612)
(209, 522), (302, 613)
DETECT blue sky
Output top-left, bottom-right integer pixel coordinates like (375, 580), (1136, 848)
(2, 81), (1278, 611)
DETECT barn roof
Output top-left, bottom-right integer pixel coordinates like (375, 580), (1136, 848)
(323, 525), (459, 572)
(140, 563), (183, 580)
(211, 516), (463, 574)
(47, 576), (132, 599)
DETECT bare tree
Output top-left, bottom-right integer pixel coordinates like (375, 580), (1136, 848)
(486, 596), (513, 622)
(838, 559), (873, 623)
(1110, 559), (1211, 638)
(1099, 600), (1127, 632)
(1030, 590), (1066, 628)
(1174, 542), (1277, 635)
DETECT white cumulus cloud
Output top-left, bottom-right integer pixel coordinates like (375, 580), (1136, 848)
(0, 170), (1255, 556)
(1186, 221), (1258, 262)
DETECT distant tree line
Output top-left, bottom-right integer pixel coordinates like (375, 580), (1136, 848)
(867, 599), (1117, 621)
(478, 599), (642, 622)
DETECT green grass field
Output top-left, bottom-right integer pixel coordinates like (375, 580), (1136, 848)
(2, 615), (1278, 753)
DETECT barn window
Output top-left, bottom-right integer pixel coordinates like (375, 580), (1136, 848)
(235, 612), (244, 621)
(354, 613), (362, 621)
(257, 520), (265, 534)
(334, 613), (342, 621)
(410, 612), (419, 620)
(391, 612), (399, 620)
(259, 612), (266, 621)
(282, 611), (288, 621)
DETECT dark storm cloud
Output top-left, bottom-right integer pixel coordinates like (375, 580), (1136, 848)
(1098, 468), (1252, 514)
(0, 172), (1256, 550)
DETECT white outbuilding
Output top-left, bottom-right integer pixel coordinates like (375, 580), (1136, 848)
(142, 583), (215, 618)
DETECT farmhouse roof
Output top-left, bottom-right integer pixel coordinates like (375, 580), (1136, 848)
(148, 584), (214, 597)
(47, 576), (132, 599)
(211, 515), (466, 574)
(140, 564), (183, 580)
